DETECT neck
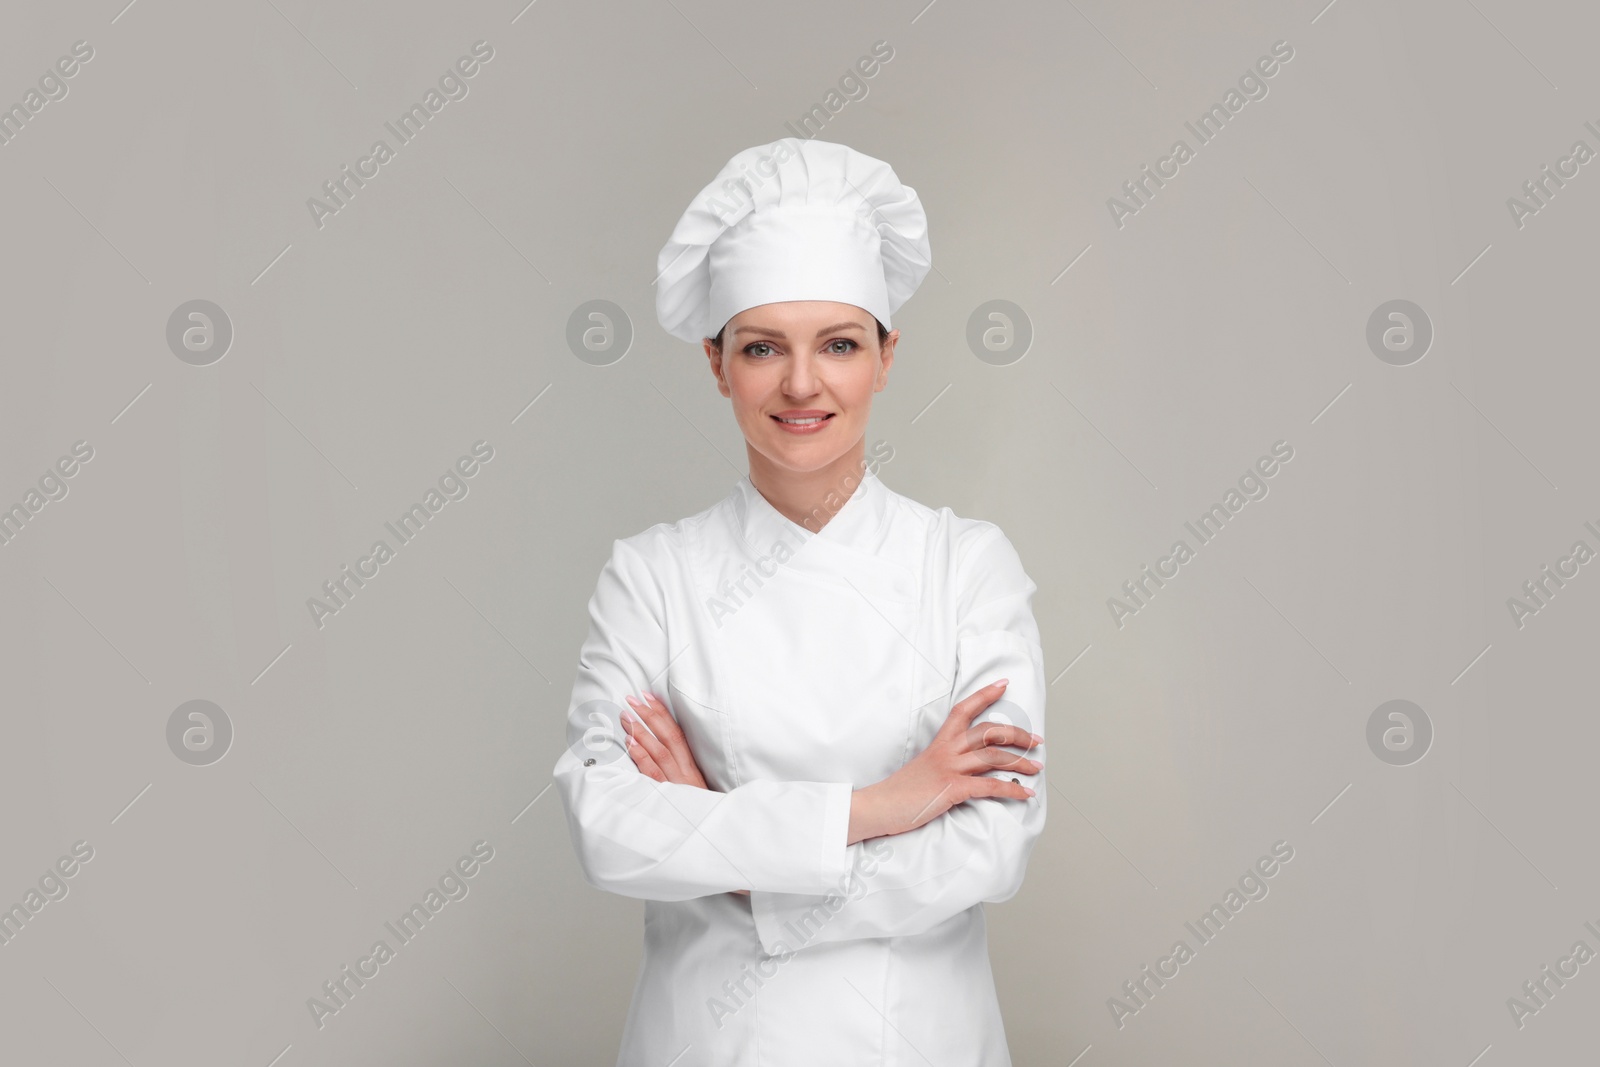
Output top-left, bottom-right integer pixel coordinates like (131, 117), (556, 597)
(746, 437), (869, 532)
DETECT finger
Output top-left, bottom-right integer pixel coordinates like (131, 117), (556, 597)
(638, 693), (711, 788)
(627, 697), (692, 783)
(624, 709), (684, 781)
(625, 734), (667, 781)
(960, 750), (1043, 775)
(962, 774), (1036, 802)
(635, 693), (696, 768)
(937, 680), (1010, 738)
(965, 721), (1039, 753)
(964, 735), (1043, 769)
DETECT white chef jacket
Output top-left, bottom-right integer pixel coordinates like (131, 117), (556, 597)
(552, 465), (1047, 1067)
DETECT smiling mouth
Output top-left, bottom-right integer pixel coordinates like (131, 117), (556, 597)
(772, 414), (834, 425)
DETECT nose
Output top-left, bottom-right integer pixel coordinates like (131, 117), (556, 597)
(782, 349), (820, 400)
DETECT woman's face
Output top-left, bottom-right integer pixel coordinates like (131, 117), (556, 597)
(705, 300), (897, 476)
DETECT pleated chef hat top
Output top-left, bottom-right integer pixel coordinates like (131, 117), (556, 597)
(655, 138), (932, 345)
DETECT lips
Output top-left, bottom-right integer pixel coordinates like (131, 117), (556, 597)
(771, 412), (834, 434)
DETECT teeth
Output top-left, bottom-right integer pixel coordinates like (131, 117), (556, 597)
(777, 416), (826, 424)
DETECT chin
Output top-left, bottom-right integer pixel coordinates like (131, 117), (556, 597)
(767, 449), (830, 470)
(761, 440), (846, 472)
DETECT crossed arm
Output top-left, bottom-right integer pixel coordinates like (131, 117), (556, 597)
(552, 525), (1048, 952)
(620, 679), (1041, 883)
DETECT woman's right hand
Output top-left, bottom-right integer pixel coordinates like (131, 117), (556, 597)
(847, 680), (1042, 845)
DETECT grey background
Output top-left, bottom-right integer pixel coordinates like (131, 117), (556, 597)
(1, 0), (1595, 1064)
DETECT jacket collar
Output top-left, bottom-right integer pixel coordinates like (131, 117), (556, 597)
(732, 464), (890, 554)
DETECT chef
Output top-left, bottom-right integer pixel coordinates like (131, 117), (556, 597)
(552, 136), (1048, 1066)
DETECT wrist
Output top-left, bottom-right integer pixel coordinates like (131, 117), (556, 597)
(847, 785), (884, 845)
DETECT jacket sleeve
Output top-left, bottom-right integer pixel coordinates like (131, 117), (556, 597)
(748, 524), (1047, 955)
(552, 535), (855, 901)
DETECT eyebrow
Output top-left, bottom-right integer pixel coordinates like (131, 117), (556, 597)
(734, 321), (868, 339)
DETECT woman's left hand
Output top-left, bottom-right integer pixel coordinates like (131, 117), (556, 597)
(623, 693), (751, 896)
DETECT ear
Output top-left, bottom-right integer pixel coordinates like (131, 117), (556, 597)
(876, 329), (899, 391)
(704, 338), (732, 398)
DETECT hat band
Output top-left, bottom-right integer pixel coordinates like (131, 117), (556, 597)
(706, 205), (890, 341)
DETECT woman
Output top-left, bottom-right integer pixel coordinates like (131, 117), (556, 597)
(553, 137), (1047, 1066)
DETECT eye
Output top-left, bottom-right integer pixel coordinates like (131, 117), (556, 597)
(743, 341), (777, 358)
(825, 338), (859, 355)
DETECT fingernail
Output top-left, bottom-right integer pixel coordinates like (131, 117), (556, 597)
(1031, 733), (1044, 745)
(625, 695), (642, 708)
(1023, 787), (1036, 796)
(994, 678), (1009, 687)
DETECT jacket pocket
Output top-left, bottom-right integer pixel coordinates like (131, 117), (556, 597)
(664, 663), (736, 791)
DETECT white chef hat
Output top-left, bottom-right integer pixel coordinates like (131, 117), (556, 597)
(655, 138), (932, 345)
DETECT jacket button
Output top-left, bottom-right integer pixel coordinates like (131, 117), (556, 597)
(584, 758), (596, 767)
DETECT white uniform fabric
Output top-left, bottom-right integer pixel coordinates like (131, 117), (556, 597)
(654, 138), (933, 344)
(553, 466), (1048, 1066)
